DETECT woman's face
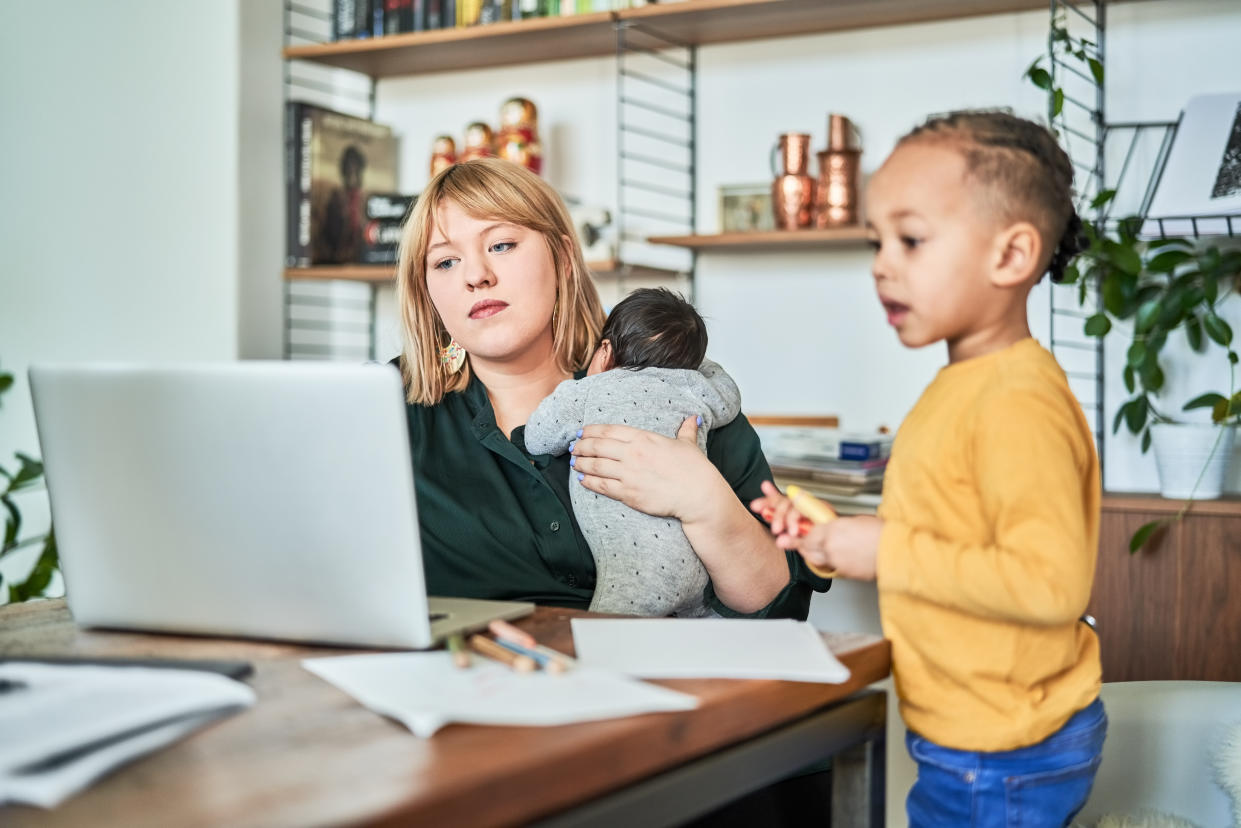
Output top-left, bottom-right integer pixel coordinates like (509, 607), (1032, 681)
(424, 199), (559, 368)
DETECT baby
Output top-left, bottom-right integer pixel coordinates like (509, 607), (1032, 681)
(524, 288), (740, 616)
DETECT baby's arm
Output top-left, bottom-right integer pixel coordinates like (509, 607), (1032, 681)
(524, 378), (588, 456)
(879, 389), (1096, 625)
(693, 359), (742, 429)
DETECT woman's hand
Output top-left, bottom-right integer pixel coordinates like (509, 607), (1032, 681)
(571, 416), (718, 523)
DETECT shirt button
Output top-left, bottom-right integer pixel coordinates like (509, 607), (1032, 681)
(550, 521), (560, 532)
(566, 574), (577, 587)
(963, 771), (976, 783)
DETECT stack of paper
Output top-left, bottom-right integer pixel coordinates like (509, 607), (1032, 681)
(0, 662), (255, 808)
(570, 618), (852, 683)
(303, 652), (698, 737)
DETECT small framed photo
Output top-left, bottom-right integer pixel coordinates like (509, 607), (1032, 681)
(718, 183), (775, 233)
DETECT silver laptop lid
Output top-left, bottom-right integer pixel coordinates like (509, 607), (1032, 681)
(29, 362), (434, 648)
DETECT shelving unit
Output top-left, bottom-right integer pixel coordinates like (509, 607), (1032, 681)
(650, 227), (871, 252)
(282, 260), (678, 283)
(280, 0), (1103, 359)
(283, 0), (1049, 78)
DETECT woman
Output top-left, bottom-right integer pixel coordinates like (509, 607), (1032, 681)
(394, 158), (829, 618)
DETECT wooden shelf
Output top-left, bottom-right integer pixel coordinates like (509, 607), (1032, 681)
(284, 261), (683, 283)
(648, 227), (871, 251)
(1102, 492), (1241, 518)
(283, 0), (1048, 78)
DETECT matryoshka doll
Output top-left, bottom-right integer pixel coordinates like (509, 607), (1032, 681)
(429, 134), (457, 177)
(495, 97), (542, 175)
(459, 122), (495, 162)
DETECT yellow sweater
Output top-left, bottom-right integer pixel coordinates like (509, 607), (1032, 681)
(876, 337), (1101, 751)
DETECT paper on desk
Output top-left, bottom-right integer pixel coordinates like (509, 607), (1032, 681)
(570, 618), (852, 683)
(302, 651), (698, 738)
(0, 662), (255, 808)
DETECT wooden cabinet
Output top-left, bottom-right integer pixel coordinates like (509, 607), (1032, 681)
(1090, 494), (1241, 682)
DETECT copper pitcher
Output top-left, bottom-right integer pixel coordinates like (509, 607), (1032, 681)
(815, 114), (862, 228)
(771, 133), (816, 230)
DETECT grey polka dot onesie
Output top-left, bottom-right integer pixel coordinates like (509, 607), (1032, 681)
(523, 359), (741, 617)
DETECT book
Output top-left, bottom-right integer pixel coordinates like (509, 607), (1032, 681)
(755, 425), (894, 464)
(361, 193), (417, 264)
(332, 0), (358, 39)
(285, 103), (399, 268)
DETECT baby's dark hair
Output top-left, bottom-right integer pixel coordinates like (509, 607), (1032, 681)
(602, 288), (707, 370)
(901, 109), (1086, 282)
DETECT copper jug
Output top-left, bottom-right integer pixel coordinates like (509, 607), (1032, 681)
(815, 114), (862, 228)
(771, 133), (816, 230)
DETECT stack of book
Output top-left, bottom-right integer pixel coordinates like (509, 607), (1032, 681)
(331, 0), (670, 39)
(756, 424), (892, 497)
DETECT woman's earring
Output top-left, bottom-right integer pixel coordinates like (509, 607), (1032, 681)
(439, 340), (466, 373)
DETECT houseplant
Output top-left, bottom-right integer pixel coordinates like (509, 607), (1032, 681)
(0, 361), (59, 601)
(1027, 21), (1241, 551)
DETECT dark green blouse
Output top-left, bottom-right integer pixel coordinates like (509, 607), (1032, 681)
(402, 369), (831, 619)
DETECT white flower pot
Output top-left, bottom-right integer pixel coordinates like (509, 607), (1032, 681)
(1150, 423), (1236, 500)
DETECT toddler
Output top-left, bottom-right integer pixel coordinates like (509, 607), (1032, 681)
(754, 110), (1106, 826)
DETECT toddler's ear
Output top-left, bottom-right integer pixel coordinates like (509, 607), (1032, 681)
(990, 221), (1044, 288)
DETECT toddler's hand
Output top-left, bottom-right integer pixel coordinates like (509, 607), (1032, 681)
(794, 516), (883, 582)
(749, 480), (810, 542)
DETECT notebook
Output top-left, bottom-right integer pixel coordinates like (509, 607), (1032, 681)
(28, 362), (532, 649)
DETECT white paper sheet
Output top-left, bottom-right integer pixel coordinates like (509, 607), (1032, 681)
(302, 651), (698, 738)
(570, 618), (852, 683)
(0, 662), (255, 808)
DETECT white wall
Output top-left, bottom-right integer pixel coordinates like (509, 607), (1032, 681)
(0, 0), (284, 593)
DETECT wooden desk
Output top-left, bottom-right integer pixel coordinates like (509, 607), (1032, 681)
(0, 600), (890, 828)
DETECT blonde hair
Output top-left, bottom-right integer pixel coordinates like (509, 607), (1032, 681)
(395, 159), (605, 405)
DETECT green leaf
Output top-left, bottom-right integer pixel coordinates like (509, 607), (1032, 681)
(0, 373), (12, 396)
(1112, 401), (1128, 435)
(1127, 341), (1148, 369)
(1129, 520), (1164, 554)
(1104, 240), (1142, 277)
(1231, 351), (1239, 365)
(1089, 189), (1117, 210)
(2, 496), (19, 550)
(1146, 249), (1192, 273)
(1061, 263), (1081, 284)
(1204, 312), (1234, 347)
(1028, 66), (1053, 90)
(1084, 313), (1111, 337)
(1145, 237), (1194, 250)
(1141, 428), (1152, 454)
(1123, 365), (1136, 394)
(1205, 272), (1219, 303)
(1052, 88), (1065, 118)
(1134, 300), (1161, 334)
(1125, 395), (1148, 434)
(1103, 276), (1128, 317)
(1184, 392), (1227, 412)
(12, 454), (43, 488)
(1087, 57), (1104, 86)
(1186, 316), (1205, 352)
(8, 531), (58, 603)
(1140, 362), (1165, 394)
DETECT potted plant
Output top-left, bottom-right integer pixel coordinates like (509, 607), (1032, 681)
(1027, 22), (1241, 551)
(0, 362), (59, 601)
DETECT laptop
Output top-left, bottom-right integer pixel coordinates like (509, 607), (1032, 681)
(27, 362), (533, 649)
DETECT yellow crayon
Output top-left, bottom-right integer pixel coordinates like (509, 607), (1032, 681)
(786, 485), (839, 578)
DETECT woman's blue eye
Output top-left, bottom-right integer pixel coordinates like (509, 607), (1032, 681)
(490, 241), (516, 253)
(900, 236), (922, 250)
(433, 258), (458, 271)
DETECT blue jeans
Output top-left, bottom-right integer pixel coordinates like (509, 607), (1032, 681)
(906, 698), (1107, 828)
